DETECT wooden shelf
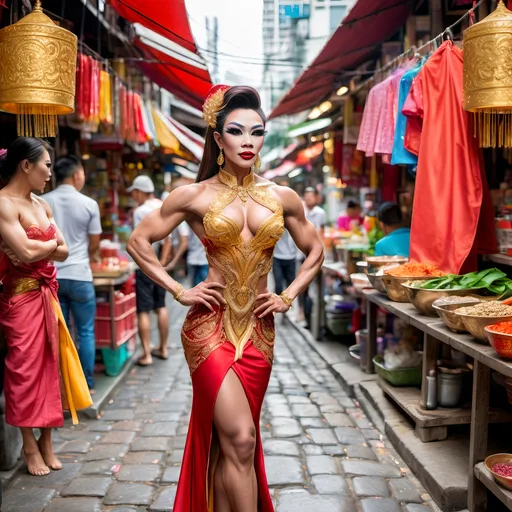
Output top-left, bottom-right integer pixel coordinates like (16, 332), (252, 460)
(474, 463), (512, 511)
(379, 378), (512, 428)
(485, 254), (512, 267)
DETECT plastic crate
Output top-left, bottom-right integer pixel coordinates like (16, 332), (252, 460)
(101, 344), (128, 377)
(95, 293), (137, 347)
(96, 293), (136, 318)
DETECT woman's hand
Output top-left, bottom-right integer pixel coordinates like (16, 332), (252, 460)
(254, 292), (290, 318)
(178, 281), (226, 311)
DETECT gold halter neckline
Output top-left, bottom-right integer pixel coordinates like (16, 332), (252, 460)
(218, 168), (255, 203)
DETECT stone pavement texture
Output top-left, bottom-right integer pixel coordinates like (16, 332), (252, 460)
(3, 303), (435, 512)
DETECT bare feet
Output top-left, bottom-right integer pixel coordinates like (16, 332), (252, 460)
(22, 448), (50, 476)
(136, 356), (153, 366)
(37, 438), (62, 471)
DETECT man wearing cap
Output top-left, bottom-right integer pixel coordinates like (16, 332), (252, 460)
(128, 176), (171, 366)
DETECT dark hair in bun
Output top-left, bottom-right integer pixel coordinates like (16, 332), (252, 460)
(0, 137), (50, 186)
(197, 86), (266, 183)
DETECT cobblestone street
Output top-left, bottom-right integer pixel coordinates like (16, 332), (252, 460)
(3, 303), (435, 512)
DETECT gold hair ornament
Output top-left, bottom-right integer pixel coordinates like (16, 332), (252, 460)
(202, 86), (230, 129)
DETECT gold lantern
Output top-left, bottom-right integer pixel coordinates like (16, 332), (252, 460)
(463, 1), (512, 148)
(0, 0), (77, 137)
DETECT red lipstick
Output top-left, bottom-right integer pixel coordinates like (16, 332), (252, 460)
(239, 152), (255, 160)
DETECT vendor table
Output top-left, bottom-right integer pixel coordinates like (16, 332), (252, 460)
(363, 288), (512, 511)
(93, 270), (136, 350)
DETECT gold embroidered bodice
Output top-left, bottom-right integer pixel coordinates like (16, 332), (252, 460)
(202, 169), (285, 361)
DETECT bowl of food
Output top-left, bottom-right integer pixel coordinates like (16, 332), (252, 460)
(381, 263), (446, 303)
(485, 321), (512, 358)
(403, 282), (485, 316)
(485, 454), (512, 489)
(367, 272), (387, 294)
(454, 302), (512, 343)
(365, 256), (407, 273)
(432, 296), (482, 332)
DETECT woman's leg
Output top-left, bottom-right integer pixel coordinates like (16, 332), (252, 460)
(213, 369), (258, 512)
(20, 427), (49, 476)
(38, 427), (62, 470)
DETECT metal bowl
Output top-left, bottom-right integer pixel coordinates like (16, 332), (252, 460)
(485, 324), (512, 359)
(381, 276), (433, 303)
(455, 312), (512, 343)
(356, 261), (368, 274)
(432, 303), (472, 333)
(402, 282), (487, 316)
(484, 453), (512, 489)
(365, 256), (408, 269)
(367, 272), (387, 294)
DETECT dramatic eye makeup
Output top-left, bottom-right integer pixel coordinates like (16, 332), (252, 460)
(225, 122), (266, 136)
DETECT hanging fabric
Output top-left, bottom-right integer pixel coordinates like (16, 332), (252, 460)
(404, 41), (496, 273)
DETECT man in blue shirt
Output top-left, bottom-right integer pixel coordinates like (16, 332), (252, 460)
(374, 202), (410, 258)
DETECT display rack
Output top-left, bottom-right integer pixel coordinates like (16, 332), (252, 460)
(362, 288), (512, 510)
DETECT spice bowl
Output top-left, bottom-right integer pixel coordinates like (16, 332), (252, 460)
(456, 313), (512, 343)
(485, 322), (512, 359)
(367, 272), (387, 294)
(381, 276), (433, 303)
(402, 282), (485, 316)
(484, 453), (512, 489)
(433, 303), (471, 333)
(365, 256), (407, 272)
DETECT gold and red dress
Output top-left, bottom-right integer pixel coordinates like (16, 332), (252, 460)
(0, 224), (91, 427)
(174, 170), (284, 512)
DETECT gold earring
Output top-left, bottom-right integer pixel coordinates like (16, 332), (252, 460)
(254, 154), (261, 171)
(217, 149), (224, 166)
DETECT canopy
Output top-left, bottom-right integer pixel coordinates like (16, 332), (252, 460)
(110, 0), (200, 55)
(269, 0), (413, 119)
(111, 1), (212, 108)
(263, 161), (299, 180)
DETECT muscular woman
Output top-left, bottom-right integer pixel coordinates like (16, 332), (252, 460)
(0, 137), (91, 476)
(128, 86), (324, 512)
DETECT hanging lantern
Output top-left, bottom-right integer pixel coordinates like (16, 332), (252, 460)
(463, 1), (512, 148)
(0, 0), (77, 137)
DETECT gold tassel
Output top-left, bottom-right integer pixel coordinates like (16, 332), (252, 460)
(15, 104), (58, 137)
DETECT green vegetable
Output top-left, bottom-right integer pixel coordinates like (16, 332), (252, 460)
(417, 268), (512, 295)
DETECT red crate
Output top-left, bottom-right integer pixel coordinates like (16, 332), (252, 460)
(95, 293), (137, 347)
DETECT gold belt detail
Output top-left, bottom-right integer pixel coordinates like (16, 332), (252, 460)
(11, 278), (41, 295)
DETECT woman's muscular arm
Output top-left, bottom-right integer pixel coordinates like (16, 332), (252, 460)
(0, 197), (58, 264)
(254, 186), (324, 318)
(127, 185), (225, 310)
(39, 197), (69, 262)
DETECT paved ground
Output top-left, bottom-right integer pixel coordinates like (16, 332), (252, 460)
(3, 302), (435, 512)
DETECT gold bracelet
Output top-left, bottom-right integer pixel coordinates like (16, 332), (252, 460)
(279, 292), (293, 308)
(173, 283), (186, 304)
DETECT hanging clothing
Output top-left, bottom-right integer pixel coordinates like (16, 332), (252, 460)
(403, 41), (496, 273)
(357, 81), (387, 157)
(391, 63), (423, 165)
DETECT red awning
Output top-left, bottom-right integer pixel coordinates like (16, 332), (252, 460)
(135, 37), (211, 110)
(111, 0), (212, 108)
(269, 0), (412, 119)
(110, 0), (199, 55)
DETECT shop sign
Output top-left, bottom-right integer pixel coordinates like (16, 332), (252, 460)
(279, 1), (310, 20)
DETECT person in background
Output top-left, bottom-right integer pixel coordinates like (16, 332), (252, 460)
(337, 200), (363, 231)
(299, 187), (326, 327)
(42, 156), (101, 392)
(304, 187), (326, 239)
(128, 175), (170, 365)
(375, 201), (411, 258)
(273, 229), (297, 296)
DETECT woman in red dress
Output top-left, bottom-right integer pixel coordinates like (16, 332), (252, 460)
(0, 137), (91, 476)
(128, 86), (324, 511)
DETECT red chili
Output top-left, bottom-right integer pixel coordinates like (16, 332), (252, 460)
(492, 463), (512, 477)
(489, 322), (512, 335)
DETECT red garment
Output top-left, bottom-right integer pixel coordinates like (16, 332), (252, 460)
(402, 41), (496, 273)
(0, 225), (63, 428)
(174, 304), (274, 512)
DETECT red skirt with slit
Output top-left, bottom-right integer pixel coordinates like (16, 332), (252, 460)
(174, 304), (275, 512)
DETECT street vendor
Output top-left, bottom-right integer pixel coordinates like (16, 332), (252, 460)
(375, 202), (410, 258)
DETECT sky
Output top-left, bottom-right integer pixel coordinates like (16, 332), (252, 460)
(185, 0), (265, 88)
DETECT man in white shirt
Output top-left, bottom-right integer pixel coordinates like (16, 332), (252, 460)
(273, 229), (297, 295)
(300, 187), (326, 327)
(128, 175), (170, 366)
(43, 156), (102, 390)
